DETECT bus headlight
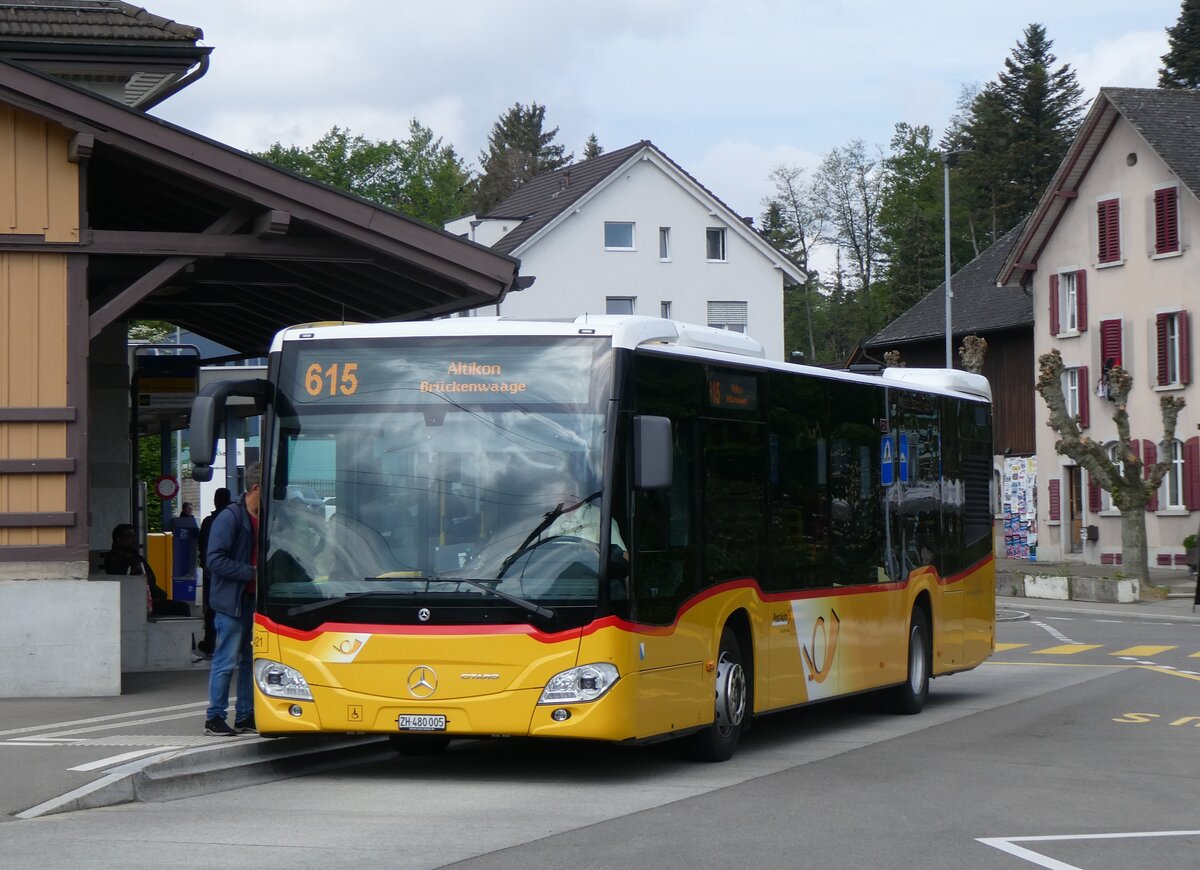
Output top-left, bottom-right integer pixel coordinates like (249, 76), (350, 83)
(254, 658), (314, 701)
(538, 663), (620, 704)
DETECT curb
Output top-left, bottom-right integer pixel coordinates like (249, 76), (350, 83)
(17, 733), (392, 819)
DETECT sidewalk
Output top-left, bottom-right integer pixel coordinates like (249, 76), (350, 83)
(996, 555), (1200, 621)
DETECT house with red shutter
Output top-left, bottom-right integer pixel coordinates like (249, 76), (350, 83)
(999, 87), (1199, 567)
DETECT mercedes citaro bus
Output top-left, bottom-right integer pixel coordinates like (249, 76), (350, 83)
(190, 315), (994, 761)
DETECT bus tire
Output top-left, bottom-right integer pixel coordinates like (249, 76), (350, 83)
(388, 734), (451, 756)
(887, 606), (930, 715)
(687, 626), (748, 762)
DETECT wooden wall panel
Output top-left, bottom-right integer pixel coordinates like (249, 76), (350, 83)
(0, 105), (79, 242)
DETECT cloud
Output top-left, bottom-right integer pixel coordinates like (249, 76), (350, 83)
(690, 141), (823, 219)
(1068, 30), (1168, 99)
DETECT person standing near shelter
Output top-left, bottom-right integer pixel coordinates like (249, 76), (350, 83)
(203, 465), (260, 736)
(196, 488), (231, 657)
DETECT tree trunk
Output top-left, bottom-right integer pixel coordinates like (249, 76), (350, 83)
(1120, 506), (1149, 583)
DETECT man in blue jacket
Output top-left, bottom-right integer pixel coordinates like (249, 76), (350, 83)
(203, 463), (261, 736)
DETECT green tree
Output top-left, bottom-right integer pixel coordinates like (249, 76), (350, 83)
(947, 23), (1084, 249)
(475, 102), (572, 213)
(256, 122), (473, 226)
(583, 133), (604, 159)
(1160, 0), (1200, 88)
(760, 165), (826, 361)
(877, 123), (948, 320)
(812, 140), (885, 339)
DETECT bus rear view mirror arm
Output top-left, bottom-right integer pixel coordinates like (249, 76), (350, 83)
(189, 378), (274, 482)
(634, 415), (672, 489)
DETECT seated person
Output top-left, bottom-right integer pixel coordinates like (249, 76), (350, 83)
(102, 523), (191, 617)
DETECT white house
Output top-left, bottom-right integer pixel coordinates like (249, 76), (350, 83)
(446, 141), (806, 361)
(1000, 87), (1200, 568)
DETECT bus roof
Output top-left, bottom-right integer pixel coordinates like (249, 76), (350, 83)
(270, 316), (990, 403)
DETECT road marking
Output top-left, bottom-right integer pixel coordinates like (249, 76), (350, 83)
(1111, 645), (1177, 657)
(994, 643), (1029, 651)
(978, 829), (1200, 870)
(1031, 620), (1078, 645)
(1095, 619), (1123, 623)
(67, 747), (179, 771)
(1033, 644), (1104, 655)
(0, 700), (208, 739)
(1191, 652), (1200, 658)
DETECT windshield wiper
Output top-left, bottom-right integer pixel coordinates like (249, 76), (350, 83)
(498, 491), (600, 578)
(362, 574), (555, 620)
(286, 591), (394, 616)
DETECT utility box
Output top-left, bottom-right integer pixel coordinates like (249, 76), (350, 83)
(171, 515), (199, 601)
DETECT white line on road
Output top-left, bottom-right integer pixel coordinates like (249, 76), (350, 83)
(0, 700), (208, 739)
(67, 747), (180, 771)
(980, 830), (1200, 870)
(0, 741), (65, 747)
(1031, 620), (1078, 645)
(1095, 619), (1123, 623)
(1043, 617), (1074, 621)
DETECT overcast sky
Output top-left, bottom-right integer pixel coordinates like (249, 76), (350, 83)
(145, 1), (1179, 220)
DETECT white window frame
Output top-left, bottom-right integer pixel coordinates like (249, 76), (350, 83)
(1100, 442), (1122, 514)
(1058, 270), (1078, 334)
(605, 296), (635, 315)
(1162, 439), (1186, 510)
(604, 221), (635, 251)
(659, 227), (671, 261)
(707, 300), (747, 333)
(1165, 311), (1183, 386)
(706, 227), (727, 262)
(1063, 366), (1081, 418)
(660, 300), (672, 319)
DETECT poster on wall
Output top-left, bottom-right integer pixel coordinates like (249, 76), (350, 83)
(1002, 456), (1038, 561)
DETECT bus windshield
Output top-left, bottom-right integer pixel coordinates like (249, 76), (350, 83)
(263, 335), (615, 626)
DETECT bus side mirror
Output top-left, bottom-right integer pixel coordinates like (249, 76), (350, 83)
(189, 378), (274, 482)
(634, 415), (672, 490)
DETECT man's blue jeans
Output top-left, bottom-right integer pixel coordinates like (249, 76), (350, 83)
(206, 604), (255, 722)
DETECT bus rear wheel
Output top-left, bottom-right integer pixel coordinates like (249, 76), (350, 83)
(388, 734), (451, 756)
(886, 607), (930, 715)
(687, 627), (747, 762)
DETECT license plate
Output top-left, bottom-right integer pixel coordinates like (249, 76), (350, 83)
(396, 714), (446, 732)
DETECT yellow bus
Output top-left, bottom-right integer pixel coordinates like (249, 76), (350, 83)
(191, 316), (994, 761)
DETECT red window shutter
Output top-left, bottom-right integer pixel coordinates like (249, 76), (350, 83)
(1185, 437), (1200, 510)
(1098, 198), (1121, 263)
(1100, 318), (1123, 368)
(1155, 187), (1180, 255)
(1048, 478), (1061, 521)
(1157, 313), (1171, 386)
(1076, 270), (1087, 332)
(1180, 310), (1191, 385)
(1087, 474), (1102, 512)
(1144, 440), (1159, 512)
(1049, 274), (1060, 335)
(1077, 366), (1090, 428)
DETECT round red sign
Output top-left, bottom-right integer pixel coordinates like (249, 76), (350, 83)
(153, 475), (179, 500)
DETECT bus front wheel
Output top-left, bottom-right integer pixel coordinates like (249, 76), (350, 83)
(687, 626), (747, 762)
(886, 607), (930, 715)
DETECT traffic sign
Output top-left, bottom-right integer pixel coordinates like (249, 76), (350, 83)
(898, 433), (910, 483)
(881, 437), (894, 486)
(153, 475), (179, 500)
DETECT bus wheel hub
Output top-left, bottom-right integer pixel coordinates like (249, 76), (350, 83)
(715, 653), (746, 733)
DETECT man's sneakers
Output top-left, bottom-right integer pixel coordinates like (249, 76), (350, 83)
(234, 715), (256, 734)
(204, 717), (237, 736)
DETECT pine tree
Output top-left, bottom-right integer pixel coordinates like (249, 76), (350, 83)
(1160, 0), (1200, 88)
(583, 133), (604, 159)
(953, 24), (1084, 248)
(475, 102), (572, 213)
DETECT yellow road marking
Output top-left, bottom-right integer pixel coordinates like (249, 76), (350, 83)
(1191, 652), (1200, 659)
(994, 643), (1029, 652)
(1033, 644), (1104, 655)
(1141, 667), (1200, 683)
(1110, 646), (1176, 657)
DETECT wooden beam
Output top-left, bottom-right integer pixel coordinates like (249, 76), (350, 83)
(68, 132), (94, 163)
(0, 458), (75, 473)
(0, 406), (76, 422)
(0, 512), (76, 527)
(253, 210), (291, 237)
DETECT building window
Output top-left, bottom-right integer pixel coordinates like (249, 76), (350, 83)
(1049, 270), (1086, 336)
(1097, 197), (1121, 264)
(660, 300), (672, 319)
(1099, 318), (1123, 370)
(606, 296), (635, 315)
(1101, 443), (1122, 512)
(1165, 439), (1186, 509)
(1155, 310), (1191, 386)
(659, 227), (671, 260)
(706, 227), (727, 261)
(604, 222), (635, 250)
(1154, 185), (1180, 256)
(707, 300), (747, 333)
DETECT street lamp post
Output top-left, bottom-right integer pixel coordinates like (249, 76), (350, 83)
(942, 150), (969, 368)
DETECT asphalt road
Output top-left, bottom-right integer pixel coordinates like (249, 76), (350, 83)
(2, 604), (1198, 869)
